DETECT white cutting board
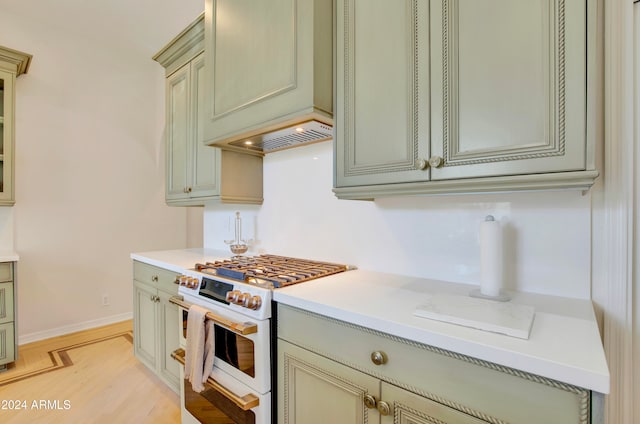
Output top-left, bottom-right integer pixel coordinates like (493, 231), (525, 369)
(414, 294), (535, 340)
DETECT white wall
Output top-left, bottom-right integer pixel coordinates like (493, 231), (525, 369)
(0, 0), (203, 342)
(204, 141), (593, 299)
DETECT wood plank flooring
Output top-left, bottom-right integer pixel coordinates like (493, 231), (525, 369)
(0, 320), (181, 423)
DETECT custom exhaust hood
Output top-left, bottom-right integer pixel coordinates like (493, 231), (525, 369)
(201, 0), (333, 154)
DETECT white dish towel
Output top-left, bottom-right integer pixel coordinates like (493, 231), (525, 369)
(184, 304), (215, 392)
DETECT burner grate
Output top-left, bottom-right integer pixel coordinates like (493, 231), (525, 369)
(195, 255), (348, 288)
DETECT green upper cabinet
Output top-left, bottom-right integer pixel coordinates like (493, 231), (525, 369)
(154, 14), (263, 206)
(200, 0), (333, 148)
(334, 0), (599, 199)
(0, 46), (31, 206)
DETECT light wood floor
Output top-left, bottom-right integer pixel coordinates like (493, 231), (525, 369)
(0, 320), (181, 423)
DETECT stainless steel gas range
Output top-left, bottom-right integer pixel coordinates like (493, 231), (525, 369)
(169, 255), (350, 424)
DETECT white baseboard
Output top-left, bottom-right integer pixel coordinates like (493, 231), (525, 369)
(18, 312), (133, 345)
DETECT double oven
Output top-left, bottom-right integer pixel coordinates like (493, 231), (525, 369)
(168, 255), (349, 424)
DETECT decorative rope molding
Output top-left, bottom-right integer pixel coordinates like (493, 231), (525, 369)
(442, 0), (450, 167)
(280, 307), (590, 424)
(441, 0), (567, 168)
(342, 0), (422, 178)
(395, 401), (447, 424)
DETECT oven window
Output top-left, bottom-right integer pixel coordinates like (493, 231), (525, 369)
(185, 380), (256, 424)
(215, 325), (255, 378)
(182, 310), (188, 340)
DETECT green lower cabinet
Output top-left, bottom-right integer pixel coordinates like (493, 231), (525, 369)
(132, 261), (180, 393)
(0, 262), (16, 369)
(277, 304), (598, 424)
(279, 340), (487, 424)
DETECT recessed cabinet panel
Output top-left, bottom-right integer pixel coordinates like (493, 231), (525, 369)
(279, 340), (379, 424)
(0, 322), (15, 364)
(0, 70), (13, 202)
(0, 282), (14, 324)
(191, 54), (220, 197)
(335, 0), (430, 187)
(430, 0), (586, 180)
(456, 0), (549, 153)
(166, 67), (190, 201)
(381, 382), (488, 424)
(211, 0), (295, 117)
(202, 0), (333, 147)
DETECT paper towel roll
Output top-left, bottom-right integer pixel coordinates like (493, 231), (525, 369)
(480, 215), (503, 297)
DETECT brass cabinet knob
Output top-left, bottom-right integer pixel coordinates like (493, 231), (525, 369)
(371, 351), (387, 366)
(187, 187), (192, 193)
(416, 158), (429, 170)
(363, 394), (377, 409)
(151, 275), (159, 282)
(428, 155), (444, 168)
(377, 401), (391, 416)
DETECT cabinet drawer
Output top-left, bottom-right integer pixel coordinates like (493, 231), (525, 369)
(133, 261), (179, 294)
(0, 262), (13, 283)
(278, 304), (590, 424)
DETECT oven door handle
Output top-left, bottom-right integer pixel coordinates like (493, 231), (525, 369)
(169, 295), (258, 335)
(171, 348), (260, 411)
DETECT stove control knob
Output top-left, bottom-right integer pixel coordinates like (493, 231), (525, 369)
(237, 292), (250, 306)
(226, 290), (242, 304)
(179, 275), (188, 286)
(189, 277), (199, 288)
(245, 295), (262, 311)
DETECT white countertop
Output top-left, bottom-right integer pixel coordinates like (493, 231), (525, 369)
(0, 251), (19, 262)
(131, 248), (231, 274)
(131, 249), (609, 394)
(273, 270), (610, 394)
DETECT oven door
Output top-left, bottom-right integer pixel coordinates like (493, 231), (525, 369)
(173, 295), (271, 394)
(173, 349), (270, 424)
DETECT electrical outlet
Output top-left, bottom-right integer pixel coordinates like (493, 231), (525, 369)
(102, 295), (109, 306)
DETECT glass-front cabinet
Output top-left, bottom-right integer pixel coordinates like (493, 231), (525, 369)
(0, 46), (31, 206)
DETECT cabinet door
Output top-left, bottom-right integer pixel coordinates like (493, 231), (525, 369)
(429, 0), (587, 180)
(0, 69), (14, 204)
(133, 280), (158, 370)
(381, 382), (488, 424)
(157, 288), (180, 393)
(0, 282), (13, 324)
(335, 0), (430, 188)
(278, 340), (380, 424)
(165, 64), (191, 201)
(0, 322), (14, 366)
(190, 53), (221, 199)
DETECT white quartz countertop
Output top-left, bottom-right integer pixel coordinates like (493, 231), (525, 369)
(273, 269), (610, 394)
(131, 249), (609, 393)
(0, 251), (19, 262)
(131, 248), (231, 274)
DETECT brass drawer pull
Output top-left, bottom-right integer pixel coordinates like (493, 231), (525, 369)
(363, 394), (377, 409)
(151, 275), (159, 282)
(371, 351), (387, 366)
(377, 400), (391, 416)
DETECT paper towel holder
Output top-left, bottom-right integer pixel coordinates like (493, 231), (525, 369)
(470, 215), (511, 302)
(469, 288), (510, 302)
